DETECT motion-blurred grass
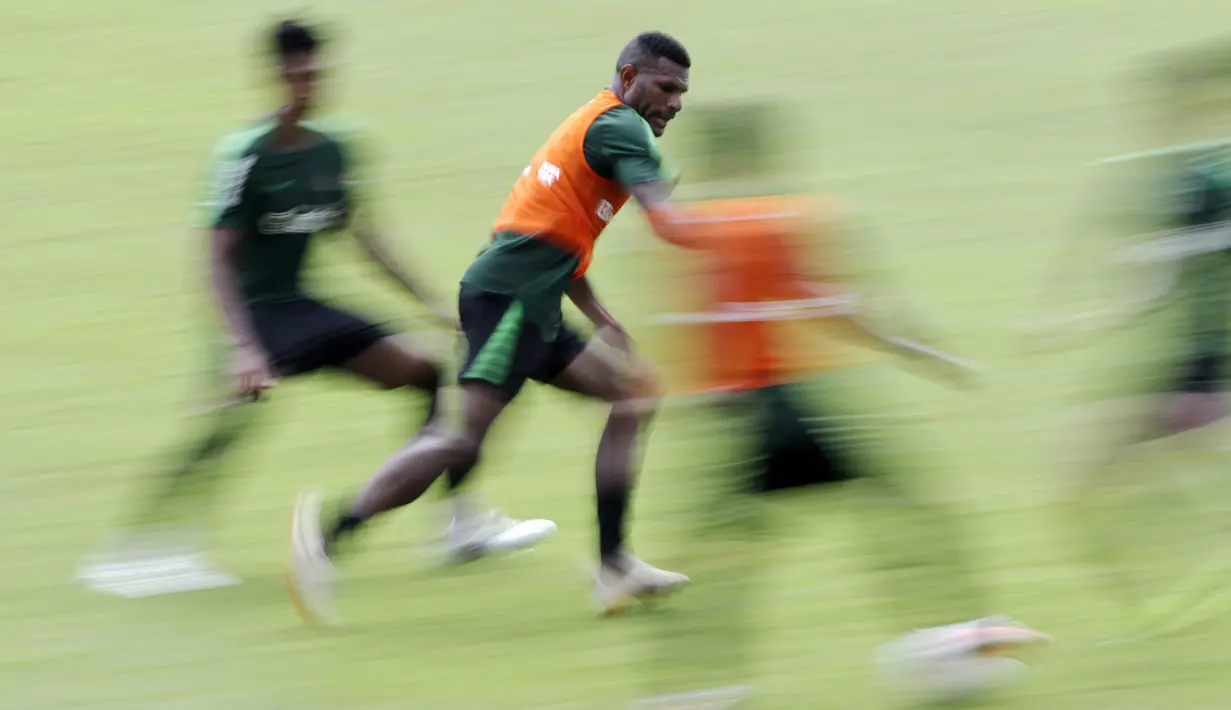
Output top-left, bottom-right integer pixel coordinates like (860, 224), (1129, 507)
(3, 1), (1231, 708)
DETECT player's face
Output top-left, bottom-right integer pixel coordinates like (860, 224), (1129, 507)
(624, 59), (689, 137)
(280, 52), (321, 113)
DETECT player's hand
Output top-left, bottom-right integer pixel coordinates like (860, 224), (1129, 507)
(232, 344), (276, 400)
(889, 338), (983, 390)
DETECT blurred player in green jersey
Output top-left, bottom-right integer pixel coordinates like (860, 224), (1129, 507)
(78, 19), (554, 598)
(1063, 40), (1231, 638)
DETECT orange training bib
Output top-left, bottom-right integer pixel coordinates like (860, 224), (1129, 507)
(493, 90), (633, 277)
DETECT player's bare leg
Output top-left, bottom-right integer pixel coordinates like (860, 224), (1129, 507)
(338, 335), (556, 562)
(1065, 394), (1176, 611)
(341, 335), (446, 429)
(549, 346), (689, 613)
(78, 387), (257, 596)
(1066, 387), (1230, 636)
(286, 384), (506, 624)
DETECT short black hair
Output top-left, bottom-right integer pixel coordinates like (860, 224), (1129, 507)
(272, 20), (319, 62)
(616, 31), (690, 73)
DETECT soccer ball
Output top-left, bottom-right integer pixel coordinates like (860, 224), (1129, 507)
(876, 619), (1048, 705)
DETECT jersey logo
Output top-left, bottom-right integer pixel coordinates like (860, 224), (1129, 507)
(537, 162), (561, 187)
(257, 202), (348, 235)
(596, 200), (615, 223)
(212, 155), (258, 209)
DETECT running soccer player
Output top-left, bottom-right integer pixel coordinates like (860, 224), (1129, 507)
(78, 19), (553, 597)
(1140, 56), (1231, 431)
(639, 103), (1046, 703)
(1150, 157), (1231, 430)
(1068, 151), (1231, 631)
(664, 191), (1046, 638)
(288, 31), (700, 623)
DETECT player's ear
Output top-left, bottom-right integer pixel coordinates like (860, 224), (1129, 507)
(618, 64), (638, 92)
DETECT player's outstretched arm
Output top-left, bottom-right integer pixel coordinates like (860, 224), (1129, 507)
(1023, 257), (1182, 348)
(331, 118), (456, 327)
(795, 279), (982, 389)
(583, 100), (696, 249)
(1116, 258), (1184, 318)
(628, 182), (709, 249)
(788, 215), (983, 388)
(208, 227), (276, 398)
(352, 223), (456, 328)
(1067, 169), (1229, 335)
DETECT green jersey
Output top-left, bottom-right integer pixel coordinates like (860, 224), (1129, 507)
(1173, 160), (1231, 367)
(203, 116), (372, 305)
(462, 103), (668, 338)
(1175, 162), (1231, 228)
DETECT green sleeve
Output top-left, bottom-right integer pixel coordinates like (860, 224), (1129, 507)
(1181, 254), (1231, 361)
(201, 134), (260, 231)
(1175, 164), (1231, 367)
(1173, 166), (1230, 227)
(583, 107), (667, 188)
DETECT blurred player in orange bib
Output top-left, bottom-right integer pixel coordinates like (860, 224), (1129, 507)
(644, 103), (1048, 691)
(661, 195), (984, 485)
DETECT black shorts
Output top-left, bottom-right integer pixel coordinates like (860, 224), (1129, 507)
(742, 384), (862, 492)
(249, 298), (391, 377)
(457, 284), (587, 400)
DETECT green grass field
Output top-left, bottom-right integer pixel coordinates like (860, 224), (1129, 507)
(6, 1), (1231, 708)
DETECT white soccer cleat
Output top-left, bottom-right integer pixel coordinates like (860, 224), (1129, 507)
(285, 491), (340, 627)
(77, 529), (240, 597)
(79, 554), (241, 598)
(965, 616), (1051, 654)
(885, 616), (1050, 660)
(444, 507), (557, 564)
(877, 616), (1050, 704)
(594, 552), (690, 615)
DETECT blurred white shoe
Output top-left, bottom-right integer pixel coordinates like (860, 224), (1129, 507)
(944, 616), (1051, 656)
(443, 496), (557, 564)
(77, 527), (240, 597)
(285, 491), (340, 627)
(877, 616), (1050, 703)
(887, 616), (1050, 658)
(594, 551), (690, 615)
